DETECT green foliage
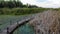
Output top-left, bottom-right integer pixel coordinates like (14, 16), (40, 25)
(0, 8), (48, 15)
(0, 0), (23, 8)
(0, 0), (38, 8)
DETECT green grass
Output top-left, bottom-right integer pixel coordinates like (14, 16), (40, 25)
(0, 8), (48, 15)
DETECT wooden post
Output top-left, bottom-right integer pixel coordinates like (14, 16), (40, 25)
(17, 21), (19, 34)
(7, 27), (9, 34)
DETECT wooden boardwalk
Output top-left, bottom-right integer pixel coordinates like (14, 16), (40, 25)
(0, 17), (33, 34)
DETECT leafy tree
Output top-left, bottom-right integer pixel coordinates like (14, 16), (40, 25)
(0, 0), (38, 8)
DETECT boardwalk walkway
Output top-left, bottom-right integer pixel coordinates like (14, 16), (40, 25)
(0, 17), (33, 34)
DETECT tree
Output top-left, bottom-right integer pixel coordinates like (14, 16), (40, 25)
(28, 5), (38, 8)
(0, 0), (38, 8)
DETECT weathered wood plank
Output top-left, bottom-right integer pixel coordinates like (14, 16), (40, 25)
(0, 17), (33, 34)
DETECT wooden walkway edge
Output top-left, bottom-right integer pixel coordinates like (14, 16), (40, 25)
(0, 17), (34, 34)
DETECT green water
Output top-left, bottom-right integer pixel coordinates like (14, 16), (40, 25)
(13, 23), (35, 34)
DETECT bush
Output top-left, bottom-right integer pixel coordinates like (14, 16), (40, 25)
(0, 8), (48, 15)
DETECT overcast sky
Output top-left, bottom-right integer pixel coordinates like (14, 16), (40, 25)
(20, 0), (60, 8)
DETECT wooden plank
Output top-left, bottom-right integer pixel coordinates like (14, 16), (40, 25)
(0, 17), (33, 34)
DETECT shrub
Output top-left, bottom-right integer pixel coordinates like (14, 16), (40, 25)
(0, 8), (48, 15)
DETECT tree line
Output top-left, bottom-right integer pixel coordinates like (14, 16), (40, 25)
(0, 0), (38, 8)
(0, 0), (57, 15)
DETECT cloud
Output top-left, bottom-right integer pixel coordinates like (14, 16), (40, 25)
(20, 0), (60, 8)
(20, 0), (37, 5)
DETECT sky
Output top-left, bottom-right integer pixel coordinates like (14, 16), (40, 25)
(20, 0), (60, 8)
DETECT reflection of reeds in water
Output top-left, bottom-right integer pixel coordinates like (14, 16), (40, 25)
(29, 10), (60, 34)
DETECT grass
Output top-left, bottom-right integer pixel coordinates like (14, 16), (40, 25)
(0, 8), (48, 15)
